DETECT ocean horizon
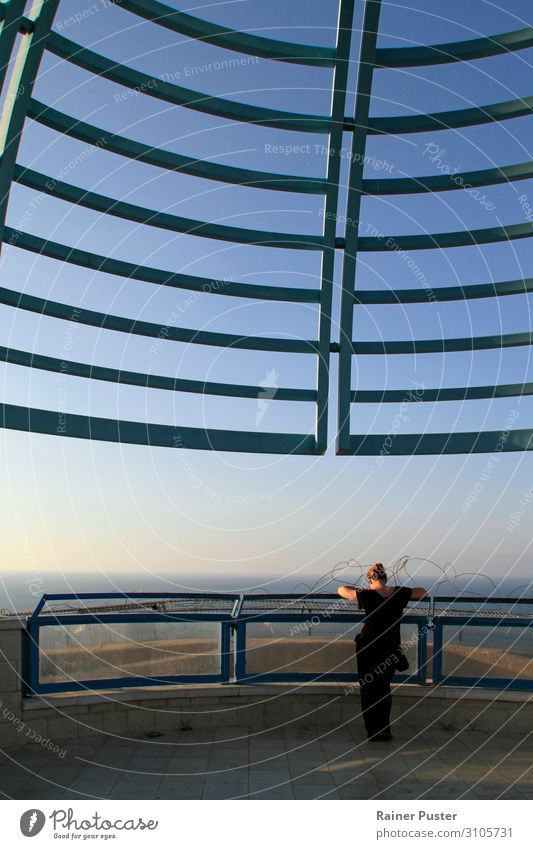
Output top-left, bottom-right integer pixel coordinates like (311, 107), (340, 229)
(1, 570), (531, 615)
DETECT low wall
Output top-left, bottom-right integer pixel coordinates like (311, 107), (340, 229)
(0, 618), (24, 748)
(3, 683), (533, 753)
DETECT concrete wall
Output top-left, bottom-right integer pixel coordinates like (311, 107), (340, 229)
(0, 619), (24, 748)
(6, 684), (532, 752)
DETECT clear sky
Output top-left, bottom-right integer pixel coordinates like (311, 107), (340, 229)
(1, 0), (532, 594)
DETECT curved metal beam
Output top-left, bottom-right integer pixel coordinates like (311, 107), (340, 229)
(352, 331), (533, 354)
(354, 277), (533, 304)
(28, 100), (326, 194)
(359, 222), (532, 251)
(347, 429), (533, 456)
(0, 403), (318, 453)
(375, 26), (533, 68)
(351, 382), (533, 403)
(3, 227), (320, 302)
(0, 286), (318, 353)
(13, 165), (322, 249)
(46, 33), (332, 133)
(363, 161), (533, 195)
(107, 0), (336, 67)
(368, 95), (533, 135)
(0, 345), (315, 401)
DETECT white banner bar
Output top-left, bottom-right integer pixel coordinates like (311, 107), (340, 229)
(2, 800), (529, 848)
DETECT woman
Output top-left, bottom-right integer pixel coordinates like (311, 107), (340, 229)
(338, 563), (427, 742)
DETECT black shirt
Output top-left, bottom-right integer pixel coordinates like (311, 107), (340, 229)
(355, 586), (412, 649)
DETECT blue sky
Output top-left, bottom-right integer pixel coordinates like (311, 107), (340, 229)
(1, 0), (532, 592)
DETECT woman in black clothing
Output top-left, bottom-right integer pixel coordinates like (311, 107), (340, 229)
(338, 563), (427, 742)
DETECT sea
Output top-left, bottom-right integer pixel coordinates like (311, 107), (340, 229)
(2, 571), (532, 667)
(1, 570), (532, 616)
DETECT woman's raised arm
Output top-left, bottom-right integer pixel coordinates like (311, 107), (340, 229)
(410, 587), (428, 600)
(338, 584), (358, 602)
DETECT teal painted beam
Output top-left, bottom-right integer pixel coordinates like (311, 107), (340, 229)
(107, 0), (336, 67)
(375, 26), (533, 67)
(354, 277), (533, 304)
(0, 286), (318, 353)
(0, 0), (26, 95)
(352, 382), (533, 403)
(359, 221), (532, 251)
(363, 161), (533, 195)
(0, 0), (60, 249)
(46, 33), (332, 133)
(347, 430), (533, 456)
(368, 95), (533, 134)
(0, 403), (319, 454)
(336, 0), (382, 453)
(315, 0), (356, 452)
(27, 100), (326, 194)
(13, 165), (323, 249)
(0, 345), (316, 401)
(3, 227), (320, 302)
(352, 331), (533, 355)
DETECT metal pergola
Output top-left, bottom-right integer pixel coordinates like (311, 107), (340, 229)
(0, 0), (532, 454)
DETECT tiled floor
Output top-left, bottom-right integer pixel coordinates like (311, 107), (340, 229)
(1, 722), (531, 800)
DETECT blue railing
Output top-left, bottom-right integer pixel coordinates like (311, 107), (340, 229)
(22, 593), (533, 695)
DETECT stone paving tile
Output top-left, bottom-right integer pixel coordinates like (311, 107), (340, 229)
(207, 756), (249, 770)
(164, 758), (210, 775)
(157, 775), (205, 800)
(248, 785), (295, 800)
(161, 744), (213, 757)
(202, 776), (249, 800)
(108, 774), (162, 800)
(63, 778), (120, 799)
(0, 777), (32, 798)
(83, 753), (134, 770)
(121, 757), (170, 774)
(337, 780), (382, 800)
(4, 724), (530, 800)
(0, 759), (39, 781)
(13, 779), (67, 799)
(416, 783), (465, 800)
(327, 759), (380, 785)
(495, 766), (532, 783)
(291, 769), (337, 788)
(293, 784), (340, 800)
(248, 754), (286, 772)
(249, 770), (292, 793)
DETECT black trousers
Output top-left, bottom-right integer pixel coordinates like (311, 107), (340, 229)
(355, 636), (398, 737)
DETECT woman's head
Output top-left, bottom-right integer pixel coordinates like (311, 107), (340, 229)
(367, 563), (387, 585)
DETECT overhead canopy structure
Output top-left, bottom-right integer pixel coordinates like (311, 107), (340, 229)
(0, 0), (532, 455)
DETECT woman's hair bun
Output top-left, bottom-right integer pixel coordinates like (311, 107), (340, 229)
(367, 563), (387, 582)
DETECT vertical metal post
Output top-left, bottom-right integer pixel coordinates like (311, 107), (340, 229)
(417, 620), (427, 684)
(0, 0), (26, 95)
(336, 0), (382, 453)
(26, 619), (40, 694)
(432, 618), (443, 685)
(220, 622), (231, 682)
(315, 0), (356, 452)
(0, 0), (60, 249)
(234, 621), (246, 682)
